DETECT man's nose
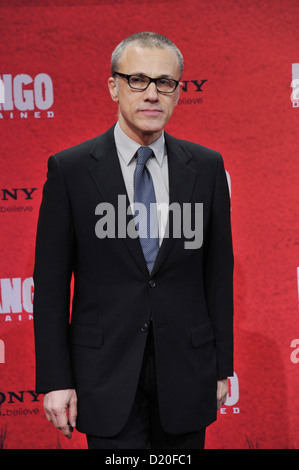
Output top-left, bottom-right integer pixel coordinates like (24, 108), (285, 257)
(144, 82), (159, 100)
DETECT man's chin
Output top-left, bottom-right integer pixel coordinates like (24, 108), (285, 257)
(138, 120), (165, 135)
(142, 128), (162, 135)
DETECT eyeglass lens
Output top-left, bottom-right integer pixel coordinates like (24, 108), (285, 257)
(129, 75), (176, 92)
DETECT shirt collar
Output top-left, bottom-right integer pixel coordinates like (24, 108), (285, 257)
(114, 121), (166, 167)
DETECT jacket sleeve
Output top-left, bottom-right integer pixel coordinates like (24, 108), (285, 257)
(204, 153), (234, 378)
(33, 154), (75, 393)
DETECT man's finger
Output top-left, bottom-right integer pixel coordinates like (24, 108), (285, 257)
(68, 395), (77, 428)
(53, 410), (73, 439)
(58, 423), (73, 439)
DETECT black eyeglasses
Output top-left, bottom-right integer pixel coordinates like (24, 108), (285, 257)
(113, 72), (179, 94)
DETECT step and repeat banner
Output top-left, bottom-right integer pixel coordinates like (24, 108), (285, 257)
(0, 0), (298, 449)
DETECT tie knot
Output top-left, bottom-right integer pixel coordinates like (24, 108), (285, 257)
(137, 146), (153, 166)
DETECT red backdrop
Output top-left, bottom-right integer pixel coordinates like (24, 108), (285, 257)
(0, 0), (298, 449)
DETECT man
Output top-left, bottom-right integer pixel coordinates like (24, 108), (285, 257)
(33, 32), (234, 449)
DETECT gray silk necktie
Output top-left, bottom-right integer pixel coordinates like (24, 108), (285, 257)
(133, 146), (159, 274)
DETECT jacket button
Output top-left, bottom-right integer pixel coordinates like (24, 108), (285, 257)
(140, 323), (149, 332)
(149, 280), (156, 288)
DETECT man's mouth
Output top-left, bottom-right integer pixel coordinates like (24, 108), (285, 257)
(138, 108), (163, 116)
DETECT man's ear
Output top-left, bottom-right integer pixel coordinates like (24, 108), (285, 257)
(174, 81), (183, 106)
(108, 77), (119, 102)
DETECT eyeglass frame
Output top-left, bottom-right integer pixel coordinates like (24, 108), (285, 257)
(113, 72), (180, 94)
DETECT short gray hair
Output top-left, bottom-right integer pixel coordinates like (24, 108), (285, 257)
(111, 32), (184, 79)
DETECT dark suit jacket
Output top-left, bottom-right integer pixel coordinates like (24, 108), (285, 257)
(33, 124), (234, 437)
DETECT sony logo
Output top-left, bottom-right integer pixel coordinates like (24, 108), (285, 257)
(181, 79), (207, 92)
(0, 390), (41, 406)
(1, 188), (37, 201)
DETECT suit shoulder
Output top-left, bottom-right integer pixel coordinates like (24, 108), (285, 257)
(176, 137), (221, 160)
(50, 125), (115, 166)
(52, 135), (101, 163)
(165, 133), (222, 164)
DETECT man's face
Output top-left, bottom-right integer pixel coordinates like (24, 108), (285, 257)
(108, 44), (182, 145)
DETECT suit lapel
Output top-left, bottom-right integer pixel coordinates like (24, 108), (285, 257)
(88, 125), (149, 277)
(151, 132), (198, 276)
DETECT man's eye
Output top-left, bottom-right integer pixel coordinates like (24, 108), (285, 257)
(131, 76), (147, 83)
(158, 79), (170, 85)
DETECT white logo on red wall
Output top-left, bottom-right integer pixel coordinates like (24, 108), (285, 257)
(291, 64), (299, 108)
(0, 340), (4, 364)
(0, 277), (33, 323)
(0, 73), (54, 119)
(0, 78), (4, 104)
(220, 372), (240, 415)
(290, 267), (299, 363)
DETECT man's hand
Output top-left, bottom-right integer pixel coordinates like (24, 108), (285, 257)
(217, 378), (228, 409)
(43, 389), (77, 439)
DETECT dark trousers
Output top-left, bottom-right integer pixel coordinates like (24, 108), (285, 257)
(86, 323), (206, 449)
